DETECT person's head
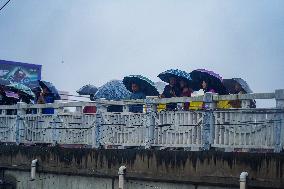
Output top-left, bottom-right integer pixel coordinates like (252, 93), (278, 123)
(234, 83), (243, 93)
(201, 80), (208, 90)
(131, 83), (140, 93)
(179, 80), (187, 88)
(42, 87), (49, 94)
(169, 77), (177, 86)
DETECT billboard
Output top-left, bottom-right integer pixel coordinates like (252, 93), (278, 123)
(0, 60), (42, 88)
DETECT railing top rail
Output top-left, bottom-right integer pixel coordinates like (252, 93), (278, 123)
(0, 89), (283, 109)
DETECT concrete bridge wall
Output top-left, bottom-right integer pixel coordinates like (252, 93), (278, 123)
(0, 146), (283, 188)
(3, 170), (236, 189)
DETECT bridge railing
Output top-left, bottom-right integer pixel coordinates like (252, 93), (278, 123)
(0, 89), (283, 152)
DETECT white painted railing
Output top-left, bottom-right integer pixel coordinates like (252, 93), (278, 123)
(0, 89), (283, 152)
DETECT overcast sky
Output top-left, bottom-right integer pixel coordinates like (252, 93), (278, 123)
(0, 0), (283, 95)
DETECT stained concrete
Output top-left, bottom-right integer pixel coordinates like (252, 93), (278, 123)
(4, 170), (237, 189)
(0, 145), (283, 188)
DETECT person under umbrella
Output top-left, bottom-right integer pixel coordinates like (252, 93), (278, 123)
(158, 69), (195, 110)
(38, 80), (61, 100)
(190, 69), (228, 95)
(223, 78), (253, 94)
(223, 78), (255, 108)
(37, 86), (56, 114)
(95, 80), (131, 112)
(76, 84), (98, 114)
(123, 75), (159, 113)
(179, 79), (194, 110)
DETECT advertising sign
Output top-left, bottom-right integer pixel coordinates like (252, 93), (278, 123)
(0, 60), (42, 88)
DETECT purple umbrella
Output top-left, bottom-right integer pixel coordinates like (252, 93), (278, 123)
(190, 69), (227, 95)
(194, 69), (222, 81)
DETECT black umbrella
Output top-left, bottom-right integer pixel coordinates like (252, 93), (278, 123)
(123, 75), (159, 96)
(76, 84), (98, 95)
(39, 80), (61, 100)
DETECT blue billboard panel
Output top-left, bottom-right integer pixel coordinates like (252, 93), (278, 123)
(0, 60), (42, 88)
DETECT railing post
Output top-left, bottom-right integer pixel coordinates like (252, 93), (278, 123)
(54, 100), (64, 114)
(145, 97), (156, 149)
(16, 102), (26, 145)
(202, 93), (215, 150)
(123, 104), (129, 112)
(275, 89), (284, 109)
(51, 116), (61, 145)
(275, 89), (284, 151)
(93, 103), (107, 148)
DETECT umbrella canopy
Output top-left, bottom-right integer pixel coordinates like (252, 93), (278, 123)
(190, 69), (227, 95)
(95, 80), (131, 100)
(39, 80), (61, 100)
(123, 75), (159, 96)
(6, 83), (35, 99)
(76, 84), (98, 95)
(0, 78), (11, 86)
(158, 69), (199, 90)
(223, 78), (253, 94)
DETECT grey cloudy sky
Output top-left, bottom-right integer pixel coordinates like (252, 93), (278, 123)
(0, 0), (283, 95)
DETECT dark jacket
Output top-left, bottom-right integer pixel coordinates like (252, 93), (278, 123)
(129, 91), (146, 113)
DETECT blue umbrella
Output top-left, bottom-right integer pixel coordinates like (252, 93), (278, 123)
(76, 84), (98, 95)
(6, 83), (35, 99)
(95, 80), (131, 100)
(39, 80), (61, 100)
(158, 69), (199, 90)
(223, 78), (253, 94)
(123, 75), (159, 96)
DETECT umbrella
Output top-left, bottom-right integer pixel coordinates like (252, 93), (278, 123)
(0, 78), (11, 86)
(123, 75), (159, 96)
(76, 84), (98, 95)
(158, 69), (199, 90)
(6, 83), (35, 99)
(190, 69), (227, 95)
(39, 80), (61, 100)
(94, 80), (131, 100)
(223, 78), (253, 94)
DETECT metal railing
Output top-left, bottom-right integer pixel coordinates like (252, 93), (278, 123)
(0, 89), (283, 152)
